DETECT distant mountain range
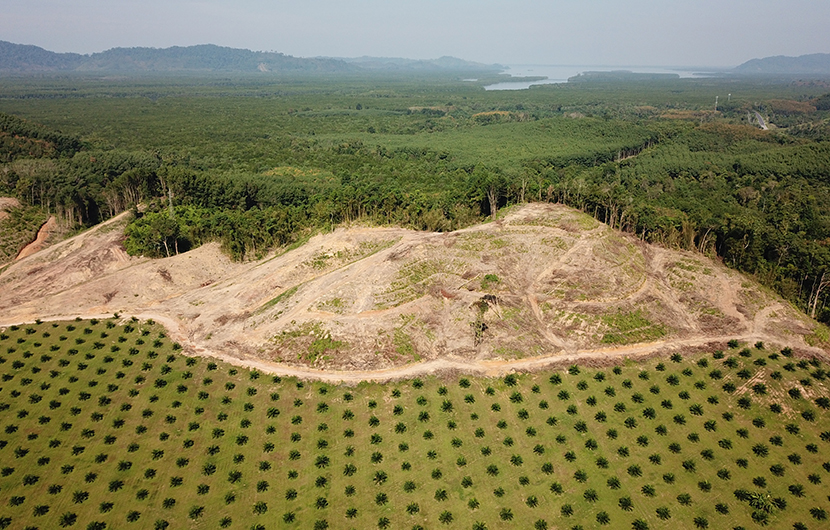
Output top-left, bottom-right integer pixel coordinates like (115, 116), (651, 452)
(0, 41), (502, 74)
(734, 53), (830, 75)
(4, 41), (826, 77)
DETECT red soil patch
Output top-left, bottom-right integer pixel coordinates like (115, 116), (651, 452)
(16, 216), (57, 260)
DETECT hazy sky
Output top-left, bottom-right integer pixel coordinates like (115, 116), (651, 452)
(3, 0), (829, 67)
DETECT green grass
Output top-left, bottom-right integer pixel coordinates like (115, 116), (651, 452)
(602, 309), (667, 344)
(480, 274), (500, 290)
(0, 321), (829, 530)
(256, 285), (300, 314)
(273, 321), (347, 363)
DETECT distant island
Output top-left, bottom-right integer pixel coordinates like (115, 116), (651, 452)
(0, 41), (503, 74)
(567, 71), (680, 83)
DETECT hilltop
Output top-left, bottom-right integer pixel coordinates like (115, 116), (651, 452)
(0, 203), (823, 379)
(734, 53), (830, 75)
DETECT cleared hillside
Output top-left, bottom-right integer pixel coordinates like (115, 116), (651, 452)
(0, 204), (824, 378)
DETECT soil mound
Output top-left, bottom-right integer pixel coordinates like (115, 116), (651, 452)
(0, 204), (823, 374)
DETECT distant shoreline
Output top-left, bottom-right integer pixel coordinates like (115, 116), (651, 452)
(484, 64), (722, 90)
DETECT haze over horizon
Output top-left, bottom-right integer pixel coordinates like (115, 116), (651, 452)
(3, 0), (829, 68)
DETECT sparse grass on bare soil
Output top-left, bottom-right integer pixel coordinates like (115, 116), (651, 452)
(0, 203), (822, 370)
(601, 309), (667, 344)
(1, 319), (829, 530)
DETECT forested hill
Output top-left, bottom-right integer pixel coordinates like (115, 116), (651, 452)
(0, 41), (501, 74)
(81, 45), (357, 73)
(734, 53), (830, 75)
(0, 41), (84, 71)
(0, 41), (356, 73)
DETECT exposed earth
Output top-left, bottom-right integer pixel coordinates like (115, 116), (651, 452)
(0, 196), (19, 221)
(0, 203), (825, 381)
(14, 214), (57, 260)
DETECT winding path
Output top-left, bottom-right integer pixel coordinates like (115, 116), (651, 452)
(754, 110), (769, 130)
(2, 311), (825, 384)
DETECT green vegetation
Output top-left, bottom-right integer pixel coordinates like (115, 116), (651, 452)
(393, 328), (416, 359)
(3, 74), (830, 322)
(0, 203), (47, 264)
(273, 321), (346, 363)
(256, 285), (300, 315)
(480, 274), (500, 290)
(0, 321), (829, 529)
(602, 310), (668, 344)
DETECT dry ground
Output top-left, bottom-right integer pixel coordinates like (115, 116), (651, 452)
(0, 203), (824, 380)
(0, 197), (19, 221)
(14, 214), (57, 260)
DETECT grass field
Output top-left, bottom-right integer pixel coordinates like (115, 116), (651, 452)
(0, 319), (829, 530)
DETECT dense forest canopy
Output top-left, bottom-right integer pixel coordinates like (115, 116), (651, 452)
(2, 72), (830, 321)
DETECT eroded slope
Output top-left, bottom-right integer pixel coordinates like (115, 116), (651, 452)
(0, 204), (822, 372)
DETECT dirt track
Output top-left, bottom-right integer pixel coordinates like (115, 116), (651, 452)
(2, 310), (825, 384)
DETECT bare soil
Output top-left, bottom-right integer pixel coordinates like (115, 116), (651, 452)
(15, 215), (57, 260)
(0, 203), (825, 381)
(0, 197), (20, 221)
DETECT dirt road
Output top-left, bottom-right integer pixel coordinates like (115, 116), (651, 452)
(2, 311), (825, 384)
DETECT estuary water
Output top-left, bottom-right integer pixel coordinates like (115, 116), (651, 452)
(483, 64), (716, 90)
